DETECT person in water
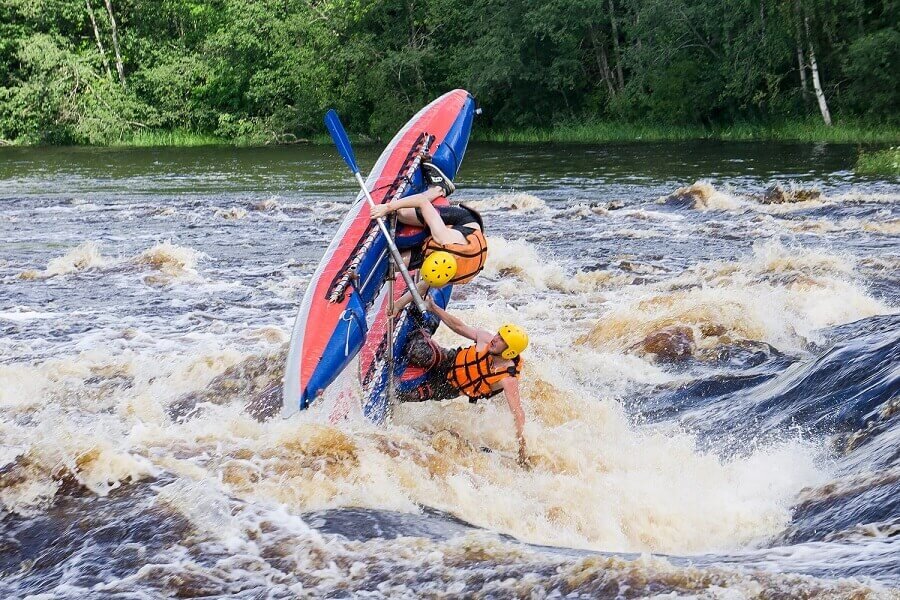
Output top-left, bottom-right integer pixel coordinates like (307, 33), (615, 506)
(369, 161), (487, 299)
(398, 296), (531, 467)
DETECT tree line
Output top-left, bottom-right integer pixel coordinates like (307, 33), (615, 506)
(0, 0), (897, 144)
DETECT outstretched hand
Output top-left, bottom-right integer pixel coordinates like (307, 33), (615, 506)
(517, 441), (533, 470)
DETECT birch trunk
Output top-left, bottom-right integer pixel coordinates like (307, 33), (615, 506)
(85, 0), (112, 79)
(598, 44), (617, 97)
(103, 0), (127, 89)
(589, 26), (617, 96)
(795, 42), (809, 102)
(793, 0), (809, 102)
(607, 0), (625, 91)
(804, 15), (831, 125)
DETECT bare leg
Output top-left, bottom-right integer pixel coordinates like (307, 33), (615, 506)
(392, 186), (443, 226)
(415, 201), (466, 246)
(394, 207), (425, 226)
(379, 188), (466, 246)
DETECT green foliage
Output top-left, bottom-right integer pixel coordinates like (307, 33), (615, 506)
(843, 29), (900, 121)
(855, 147), (900, 176)
(0, 32), (147, 143)
(0, 0), (897, 144)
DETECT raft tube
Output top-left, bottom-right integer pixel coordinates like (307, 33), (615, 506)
(283, 90), (476, 413)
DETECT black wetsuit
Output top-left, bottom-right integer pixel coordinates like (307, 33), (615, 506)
(409, 204), (483, 270)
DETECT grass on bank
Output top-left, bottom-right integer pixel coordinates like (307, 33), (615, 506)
(475, 120), (900, 144)
(109, 130), (229, 147)
(106, 129), (338, 147)
(7, 121), (898, 148)
(856, 147), (900, 176)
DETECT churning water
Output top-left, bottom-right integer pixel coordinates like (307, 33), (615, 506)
(1, 142), (898, 598)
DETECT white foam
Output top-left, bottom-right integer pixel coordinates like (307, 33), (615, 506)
(467, 193), (547, 212)
(37, 241), (108, 278)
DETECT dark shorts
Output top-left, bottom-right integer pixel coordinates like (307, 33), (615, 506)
(397, 330), (460, 403)
(409, 205), (481, 270)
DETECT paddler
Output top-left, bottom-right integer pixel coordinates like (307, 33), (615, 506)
(369, 160), (487, 299)
(397, 296), (532, 467)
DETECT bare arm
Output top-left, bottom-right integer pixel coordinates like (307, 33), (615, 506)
(427, 298), (490, 343)
(501, 377), (528, 466)
(390, 280), (429, 317)
(387, 186), (443, 210)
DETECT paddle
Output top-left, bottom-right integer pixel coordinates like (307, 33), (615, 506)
(324, 109), (427, 314)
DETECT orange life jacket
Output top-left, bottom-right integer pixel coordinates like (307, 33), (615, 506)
(424, 228), (487, 285)
(447, 345), (522, 401)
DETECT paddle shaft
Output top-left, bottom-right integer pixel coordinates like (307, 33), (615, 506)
(386, 228), (395, 414)
(353, 172), (427, 313)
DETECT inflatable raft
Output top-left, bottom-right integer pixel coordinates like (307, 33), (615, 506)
(283, 90), (476, 417)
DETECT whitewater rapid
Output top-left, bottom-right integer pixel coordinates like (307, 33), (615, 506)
(1, 143), (898, 597)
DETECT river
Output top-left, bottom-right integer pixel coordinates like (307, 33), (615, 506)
(1, 142), (898, 598)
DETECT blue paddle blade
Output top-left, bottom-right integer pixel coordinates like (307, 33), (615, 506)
(324, 109), (360, 175)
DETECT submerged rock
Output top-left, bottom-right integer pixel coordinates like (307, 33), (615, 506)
(249, 198), (279, 211)
(167, 345), (287, 422)
(695, 338), (784, 368)
(760, 183), (822, 205)
(659, 186), (704, 209)
(657, 182), (739, 210)
(638, 326), (696, 361)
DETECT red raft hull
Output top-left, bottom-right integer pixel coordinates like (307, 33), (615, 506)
(283, 90), (476, 413)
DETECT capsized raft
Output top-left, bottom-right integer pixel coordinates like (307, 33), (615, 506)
(283, 90), (476, 415)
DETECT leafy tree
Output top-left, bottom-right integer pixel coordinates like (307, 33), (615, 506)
(842, 28), (900, 121)
(0, 0), (896, 143)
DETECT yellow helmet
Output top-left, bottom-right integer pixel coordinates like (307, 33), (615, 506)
(421, 251), (457, 287)
(498, 323), (528, 359)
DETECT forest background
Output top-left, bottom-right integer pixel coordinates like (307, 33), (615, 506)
(0, 0), (897, 145)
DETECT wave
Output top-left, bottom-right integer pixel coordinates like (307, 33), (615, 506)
(149, 206), (177, 218)
(466, 193), (547, 212)
(645, 313), (900, 558)
(579, 239), (888, 354)
(214, 206), (248, 219)
(657, 181), (900, 216)
(15, 240), (207, 284)
(18, 241), (108, 280)
(658, 181), (745, 211)
(0, 321), (827, 558)
(482, 236), (630, 293)
(134, 240), (204, 280)
(862, 219), (900, 235)
(248, 197), (280, 211)
(1, 477), (886, 598)
(758, 182), (823, 205)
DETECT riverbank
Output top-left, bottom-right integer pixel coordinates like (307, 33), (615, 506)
(475, 120), (900, 144)
(3, 120), (899, 148)
(108, 130), (228, 147)
(104, 130), (341, 147)
(856, 147), (900, 176)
